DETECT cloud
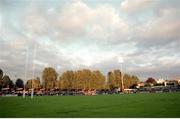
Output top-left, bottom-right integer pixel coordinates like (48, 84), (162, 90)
(121, 0), (154, 13)
(1, 0), (180, 81)
(87, 4), (129, 43)
(55, 1), (92, 39)
(22, 4), (51, 37)
(21, 1), (129, 44)
(133, 4), (180, 48)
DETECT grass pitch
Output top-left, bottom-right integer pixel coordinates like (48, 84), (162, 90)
(0, 92), (180, 117)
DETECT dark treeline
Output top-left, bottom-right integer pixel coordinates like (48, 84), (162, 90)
(0, 67), (139, 91)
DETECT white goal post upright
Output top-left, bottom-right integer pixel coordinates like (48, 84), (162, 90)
(31, 46), (37, 99)
(23, 47), (29, 98)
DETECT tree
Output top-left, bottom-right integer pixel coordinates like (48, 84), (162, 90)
(81, 69), (92, 89)
(123, 74), (139, 89)
(107, 71), (115, 89)
(146, 77), (156, 85)
(2, 75), (11, 88)
(91, 70), (105, 89)
(59, 70), (75, 89)
(107, 69), (139, 90)
(2, 75), (14, 89)
(9, 80), (14, 89)
(0, 69), (3, 80)
(131, 75), (139, 84)
(123, 73), (131, 89)
(75, 70), (85, 89)
(25, 78), (41, 89)
(59, 69), (106, 90)
(0, 69), (3, 90)
(35, 77), (41, 89)
(25, 80), (32, 89)
(0, 80), (2, 90)
(42, 67), (57, 90)
(0, 69), (15, 90)
(15, 78), (24, 88)
(114, 70), (122, 88)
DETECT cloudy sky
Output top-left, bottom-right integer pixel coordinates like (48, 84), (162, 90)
(0, 0), (180, 82)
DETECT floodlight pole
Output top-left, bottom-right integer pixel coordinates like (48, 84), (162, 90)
(118, 57), (124, 93)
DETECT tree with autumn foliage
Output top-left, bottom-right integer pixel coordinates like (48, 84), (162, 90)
(42, 67), (58, 90)
(107, 70), (122, 89)
(107, 71), (115, 89)
(59, 69), (106, 90)
(25, 77), (41, 90)
(123, 74), (139, 89)
(90, 70), (105, 89)
(59, 70), (75, 89)
(107, 69), (139, 90)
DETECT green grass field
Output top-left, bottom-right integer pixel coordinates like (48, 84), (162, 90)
(0, 92), (180, 118)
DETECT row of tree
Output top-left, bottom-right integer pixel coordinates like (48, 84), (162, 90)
(0, 67), (140, 90)
(0, 69), (36, 90)
(59, 69), (106, 90)
(41, 67), (139, 90)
